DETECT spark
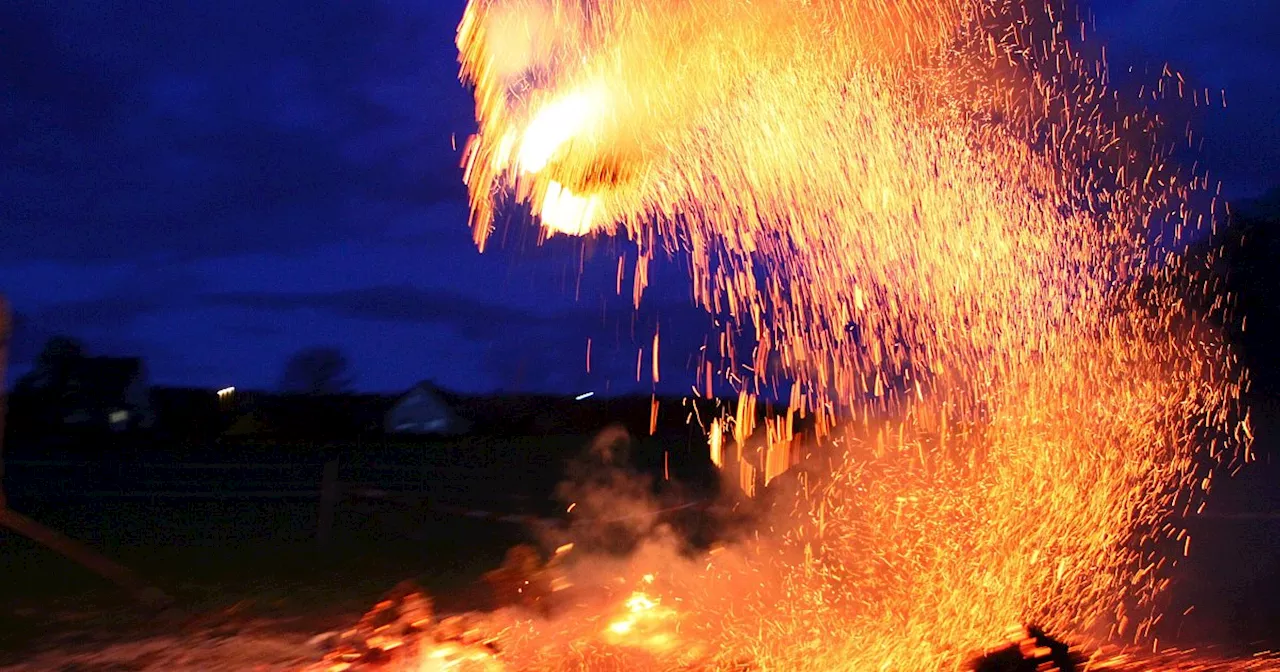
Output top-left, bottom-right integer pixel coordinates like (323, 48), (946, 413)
(451, 0), (1252, 670)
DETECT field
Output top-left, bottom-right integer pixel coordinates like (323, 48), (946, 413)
(1, 418), (1279, 667)
(0, 430), (721, 665)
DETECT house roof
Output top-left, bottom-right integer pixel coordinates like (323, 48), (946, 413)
(400, 380), (461, 404)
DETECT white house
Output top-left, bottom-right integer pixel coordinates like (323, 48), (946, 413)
(384, 382), (469, 436)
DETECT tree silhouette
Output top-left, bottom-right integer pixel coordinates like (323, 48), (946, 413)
(12, 336), (89, 431)
(16, 337), (86, 393)
(278, 346), (353, 395)
(34, 336), (84, 376)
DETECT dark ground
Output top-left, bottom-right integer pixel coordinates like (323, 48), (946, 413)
(1162, 397), (1280, 650)
(0, 430), (717, 664)
(1, 409), (1279, 664)
(0, 502), (526, 663)
(0, 436), (558, 664)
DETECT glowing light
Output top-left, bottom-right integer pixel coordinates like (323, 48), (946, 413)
(217, 386), (235, 397)
(575, 391), (595, 401)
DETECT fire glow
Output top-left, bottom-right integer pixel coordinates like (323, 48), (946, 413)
(433, 0), (1257, 669)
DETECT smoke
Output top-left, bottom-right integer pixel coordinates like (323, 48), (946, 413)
(550, 424), (661, 556)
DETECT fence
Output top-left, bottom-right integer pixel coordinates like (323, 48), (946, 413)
(1, 455), (572, 546)
(2, 436), (579, 496)
(1, 434), (725, 549)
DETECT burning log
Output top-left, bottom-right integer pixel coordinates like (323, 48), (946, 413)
(965, 626), (1080, 672)
(481, 544), (570, 615)
(355, 580), (434, 637)
(309, 580), (436, 664)
(307, 580), (506, 671)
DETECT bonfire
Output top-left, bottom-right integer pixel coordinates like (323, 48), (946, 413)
(318, 0), (1264, 669)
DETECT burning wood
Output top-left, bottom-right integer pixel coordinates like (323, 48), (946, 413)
(303, 579), (1279, 672)
(307, 547), (574, 671)
(965, 626), (1080, 672)
(305, 581), (505, 671)
(481, 544), (571, 615)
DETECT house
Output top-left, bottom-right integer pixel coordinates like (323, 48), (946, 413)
(79, 357), (152, 431)
(39, 356), (154, 432)
(385, 382), (470, 436)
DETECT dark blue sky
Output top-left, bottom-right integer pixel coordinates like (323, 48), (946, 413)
(2, 0), (1277, 394)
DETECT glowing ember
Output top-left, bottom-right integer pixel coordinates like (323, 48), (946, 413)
(599, 574), (682, 654)
(446, 0), (1256, 670)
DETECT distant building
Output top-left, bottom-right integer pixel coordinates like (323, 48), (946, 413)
(385, 382), (470, 436)
(41, 356), (154, 432)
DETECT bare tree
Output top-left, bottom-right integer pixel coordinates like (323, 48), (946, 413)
(278, 346), (353, 395)
(24, 336), (86, 388)
(14, 336), (89, 429)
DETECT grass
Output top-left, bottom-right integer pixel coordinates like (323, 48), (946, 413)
(1, 421), (1277, 662)
(0, 428), (714, 663)
(0, 498), (529, 662)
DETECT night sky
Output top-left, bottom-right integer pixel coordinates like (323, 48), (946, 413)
(3, 0), (1277, 395)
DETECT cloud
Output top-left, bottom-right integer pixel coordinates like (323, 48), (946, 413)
(7, 294), (171, 369)
(204, 284), (543, 341)
(1091, 0), (1280, 195)
(2, 264), (208, 371)
(7, 306), (174, 371)
(201, 283), (729, 394)
(202, 282), (716, 340)
(0, 1), (474, 262)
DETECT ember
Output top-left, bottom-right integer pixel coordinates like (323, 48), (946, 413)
(600, 576), (679, 653)
(306, 582), (505, 671)
(303, 0), (1256, 669)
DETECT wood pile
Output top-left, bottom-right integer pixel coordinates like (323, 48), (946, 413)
(306, 546), (571, 671)
(305, 580), (503, 671)
(481, 544), (572, 615)
(965, 626), (1079, 672)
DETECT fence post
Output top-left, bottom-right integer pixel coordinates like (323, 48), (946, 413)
(317, 457), (340, 546)
(0, 295), (9, 510)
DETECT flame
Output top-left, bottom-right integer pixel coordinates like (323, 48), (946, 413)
(537, 181), (600, 236)
(417, 642), (506, 672)
(469, 78), (612, 237)
(517, 87), (607, 175)
(602, 576), (682, 654)
(452, 0), (1252, 670)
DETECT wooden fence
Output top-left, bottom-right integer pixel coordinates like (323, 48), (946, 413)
(1, 455), (570, 546)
